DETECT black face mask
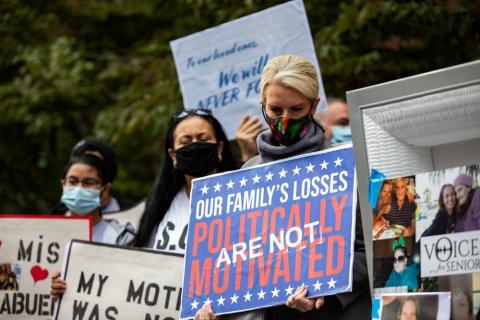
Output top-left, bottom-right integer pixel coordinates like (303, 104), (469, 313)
(174, 142), (220, 177)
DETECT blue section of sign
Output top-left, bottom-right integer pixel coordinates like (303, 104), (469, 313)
(180, 145), (356, 318)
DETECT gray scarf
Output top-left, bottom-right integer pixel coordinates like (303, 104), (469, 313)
(256, 122), (328, 163)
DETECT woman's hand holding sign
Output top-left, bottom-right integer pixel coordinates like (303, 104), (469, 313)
(194, 303), (218, 320)
(50, 271), (67, 302)
(286, 284), (324, 313)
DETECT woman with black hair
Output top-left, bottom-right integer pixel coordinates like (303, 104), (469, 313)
(421, 183), (457, 237)
(134, 109), (238, 252)
(50, 153), (135, 301)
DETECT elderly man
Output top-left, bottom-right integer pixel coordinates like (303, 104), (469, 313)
(314, 97), (351, 144)
(383, 177), (416, 236)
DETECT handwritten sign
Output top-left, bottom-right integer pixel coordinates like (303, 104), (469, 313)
(0, 215), (91, 319)
(54, 240), (184, 320)
(180, 144), (356, 318)
(170, 0), (327, 138)
(420, 231), (480, 277)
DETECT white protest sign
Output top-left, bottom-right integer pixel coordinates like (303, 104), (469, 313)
(170, 0), (327, 139)
(54, 240), (184, 320)
(421, 230), (480, 277)
(0, 215), (91, 319)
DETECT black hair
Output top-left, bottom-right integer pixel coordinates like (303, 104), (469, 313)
(64, 154), (109, 187)
(71, 139), (117, 183)
(134, 113), (238, 247)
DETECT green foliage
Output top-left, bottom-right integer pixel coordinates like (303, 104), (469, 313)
(0, 0), (479, 213)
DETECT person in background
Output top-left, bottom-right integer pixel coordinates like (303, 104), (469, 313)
(385, 237), (419, 290)
(421, 183), (457, 237)
(196, 55), (370, 320)
(133, 109), (238, 253)
(314, 97), (351, 145)
(453, 174), (480, 232)
(49, 139), (124, 215)
(50, 153), (135, 301)
(235, 114), (263, 163)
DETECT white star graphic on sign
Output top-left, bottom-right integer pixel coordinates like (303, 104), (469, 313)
(257, 289), (266, 300)
(213, 182), (222, 192)
(217, 296), (225, 306)
(306, 163), (315, 172)
(285, 285), (294, 296)
(204, 298), (212, 306)
(244, 291), (252, 302)
(201, 185), (209, 194)
(327, 278), (337, 288)
(230, 294), (239, 304)
(191, 299), (199, 310)
(334, 156), (343, 167)
(320, 160), (329, 170)
(226, 179), (235, 189)
(313, 280), (322, 291)
(292, 166), (301, 175)
(239, 177), (248, 186)
(271, 287), (280, 298)
(252, 174), (261, 184)
(279, 168), (287, 178)
(265, 172), (274, 181)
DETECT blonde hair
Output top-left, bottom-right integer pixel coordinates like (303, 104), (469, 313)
(260, 55), (319, 104)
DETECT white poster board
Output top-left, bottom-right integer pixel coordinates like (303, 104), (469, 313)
(54, 240), (184, 320)
(0, 215), (91, 319)
(170, 0), (326, 138)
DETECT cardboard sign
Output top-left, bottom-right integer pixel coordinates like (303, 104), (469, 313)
(170, 0), (327, 139)
(54, 240), (184, 320)
(372, 292), (451, 320)
(180, 144), (357, 318)
(0, 215), (91, 319)
(421, 231), (480, 277)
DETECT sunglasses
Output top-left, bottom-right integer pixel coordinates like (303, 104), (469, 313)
(173, 109), (212, 119)
(393, 255), (406, 263)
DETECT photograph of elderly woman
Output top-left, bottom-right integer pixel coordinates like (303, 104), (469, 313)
(373, 176), (417, 240)
(373, 236), (420, 291)
(415, 164), (480, 241)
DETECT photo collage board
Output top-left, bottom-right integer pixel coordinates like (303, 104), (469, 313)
(371, 163), (480, 320)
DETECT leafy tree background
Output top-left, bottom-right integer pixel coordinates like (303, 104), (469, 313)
(1, 0), (479, 213)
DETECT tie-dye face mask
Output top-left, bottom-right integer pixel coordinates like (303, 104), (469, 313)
(262, 107), (311, 146)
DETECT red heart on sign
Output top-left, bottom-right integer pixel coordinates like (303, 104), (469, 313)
(30, 265), (49, 284)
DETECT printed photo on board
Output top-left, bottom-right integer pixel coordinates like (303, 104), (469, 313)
(0, 263), (20, 291)
(373, 236), (420, 292)
(415, 164), (480, 241)
(373, 176), (416, 241)
(373, 292), (451, 320)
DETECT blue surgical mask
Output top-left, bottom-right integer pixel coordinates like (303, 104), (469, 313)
(331, 125), (352, 145)
(61, 186), (101, 215)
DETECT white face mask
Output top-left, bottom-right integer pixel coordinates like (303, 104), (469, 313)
(61, 186), (101, 215)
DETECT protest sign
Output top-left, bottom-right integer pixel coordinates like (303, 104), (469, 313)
(54, 240), (184, 320)
(170, 0), (327, 139)
(0, 215), (91, 319)
(180, 144), (357, 318)
(421, 231), (480, 277)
